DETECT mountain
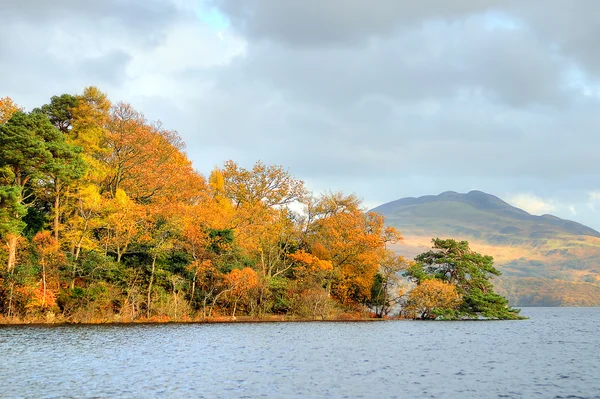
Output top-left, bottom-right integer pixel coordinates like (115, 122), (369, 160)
(373, 191), (600, 306)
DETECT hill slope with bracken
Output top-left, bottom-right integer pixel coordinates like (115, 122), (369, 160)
(373, 191), (600, 306)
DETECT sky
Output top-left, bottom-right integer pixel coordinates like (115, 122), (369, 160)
(2, 1), (600, 229)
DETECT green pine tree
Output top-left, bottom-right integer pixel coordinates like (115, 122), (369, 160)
(408, 238), (525, 320)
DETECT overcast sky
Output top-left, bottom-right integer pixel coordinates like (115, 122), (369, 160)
(2, 0), (600, 229)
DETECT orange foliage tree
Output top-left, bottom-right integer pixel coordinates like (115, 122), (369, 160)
(301, 192), (401, 307)
(103, 103), (206, 204)
(1, 86), (419, 322)
(32, 231), (65, 310)
(225, 267), (260, 319)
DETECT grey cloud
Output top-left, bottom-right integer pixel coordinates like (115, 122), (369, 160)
(3, 0), (600, 229)
(509, 1), (600, 77)
(216, 18), (570, 113)
(212, 0), (505, 47)
(1, 0), (181, 33)
(0, 0), (184, 107)
(78, 50), (133, 85)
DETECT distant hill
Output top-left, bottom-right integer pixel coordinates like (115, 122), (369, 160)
(373, 191), (600, 306)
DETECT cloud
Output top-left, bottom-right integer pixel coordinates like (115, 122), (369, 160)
(587, 191), (600, 212)
(569, 205), (577, 216)
(212, 0), (506, 47)
(3, 0), (600, 230)
(508, 193), (556, 215)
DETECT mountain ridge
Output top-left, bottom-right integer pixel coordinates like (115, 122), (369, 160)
(373, 190), (600, 239)
(374, 190), (600, 306)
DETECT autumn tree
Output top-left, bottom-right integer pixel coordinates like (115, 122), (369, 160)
(32, 231), (65, 310)
(407, 239), (524, 319)
(103, 103), (206, 204)
(301, 192), (401, 307)
(220, 160), (305, 209)
(101, 189), (142, 263)
(0, 97), (21, 124)
(403, 279), (462, 320)
(224, 267), (260, 319)
(215, 161), (308, 313)
(70, 86), (111, 185)
(287, 250), (336, 318)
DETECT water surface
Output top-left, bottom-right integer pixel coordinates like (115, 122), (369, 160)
(1, 308), (599, 398)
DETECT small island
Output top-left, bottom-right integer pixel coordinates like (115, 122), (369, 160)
(0, 90), (521, 324)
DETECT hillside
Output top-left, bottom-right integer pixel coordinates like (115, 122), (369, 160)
(373, 191), (600, 306)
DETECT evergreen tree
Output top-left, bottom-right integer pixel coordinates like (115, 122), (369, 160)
(407, 238), (524, 319)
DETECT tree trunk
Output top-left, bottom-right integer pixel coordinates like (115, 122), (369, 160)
(6, 234), (18, 273)
(191, 271), (197, 306)
(41, 260), (47, 308)
(146, 255), (156, 318)
(202, 296), (208, 321)
(231, 298), (238, 320)
(53, 179), (61, 242)
(70, 263), (77, 290)
(7, 282), (15, 317)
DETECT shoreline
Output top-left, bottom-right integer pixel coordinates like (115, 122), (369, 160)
(0, 315), (388, 327)
(0, 318), (384, 329)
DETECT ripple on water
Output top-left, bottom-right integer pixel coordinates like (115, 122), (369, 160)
(0, 308), (600, 398)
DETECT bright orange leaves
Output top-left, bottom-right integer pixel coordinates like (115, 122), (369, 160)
(1, 87), (407, 322)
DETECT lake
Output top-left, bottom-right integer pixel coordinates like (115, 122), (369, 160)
(1, 308), (599, 398)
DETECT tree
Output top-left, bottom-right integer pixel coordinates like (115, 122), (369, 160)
(101, 189), (142, 263)
(369, 252), (406, 318)
(0, 112), (56, 270)
(301, 192), (402, 307)
(407, 239), (524, 319)
(70, 86), (111, 185)
(403, 279), (461, 320)
(220, 160), (306, 209)
(143, 209), (180, 318)
(32, 231), (65, 310)
(103, 102), (205, 204)
(0, 186), (27, 272)
(225, 267), (260, 319)
(0, 97), (21, 124)
(44, 132), (87, 241)
(35, 94), (78, 133)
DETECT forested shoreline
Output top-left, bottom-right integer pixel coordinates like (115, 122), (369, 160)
(0, 88), (521, 323)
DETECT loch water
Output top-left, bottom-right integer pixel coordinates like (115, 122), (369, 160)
(1, 307), (599, 399)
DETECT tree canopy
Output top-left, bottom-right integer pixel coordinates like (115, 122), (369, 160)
(406, 238), (524, 319)
(0, 88), (522, 323)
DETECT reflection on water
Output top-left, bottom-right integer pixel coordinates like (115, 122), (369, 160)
(1, 308), (599, 398)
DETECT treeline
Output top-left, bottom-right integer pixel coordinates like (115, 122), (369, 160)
(0, 88), (407, 322)
(0, 89), (520, 323)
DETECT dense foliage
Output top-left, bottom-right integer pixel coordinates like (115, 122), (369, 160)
(406, 239), (525, 319)
(0, 88), (410, 322)
(0, 90), (519, 322)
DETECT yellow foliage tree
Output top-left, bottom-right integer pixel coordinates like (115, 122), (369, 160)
(101, 189), (143, 263)
(404, 279), (462, 320)
(0, 97), (21, 123)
